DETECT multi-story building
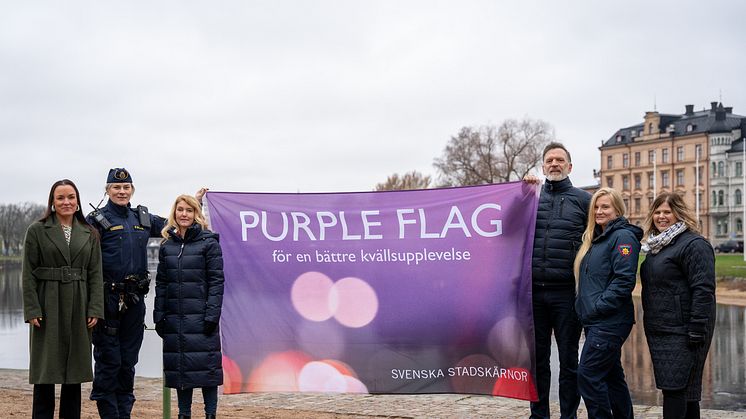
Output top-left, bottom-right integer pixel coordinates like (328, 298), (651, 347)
(598, 102), (746, 245)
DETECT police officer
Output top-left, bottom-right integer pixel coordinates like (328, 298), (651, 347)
(87, 168), (206, 418)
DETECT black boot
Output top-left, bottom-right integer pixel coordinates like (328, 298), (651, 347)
(205, 415), (216, 419)
(178, 415), (191, 419)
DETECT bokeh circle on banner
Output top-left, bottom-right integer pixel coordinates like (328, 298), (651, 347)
(486, 315), (531, 367)
(329, 276), (378, 328)
(291, 271), (335, 321)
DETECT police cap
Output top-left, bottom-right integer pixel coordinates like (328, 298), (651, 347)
(107, 168), (133, 184)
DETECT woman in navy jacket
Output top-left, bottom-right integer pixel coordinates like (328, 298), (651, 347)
(573, 187), (642, 419)
(640, 192), (715, 419)
(154, 195), (224, 419)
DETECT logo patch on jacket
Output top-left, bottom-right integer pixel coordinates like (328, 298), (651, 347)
(109, 225), (124, 231)
(617, 244), (632, 257)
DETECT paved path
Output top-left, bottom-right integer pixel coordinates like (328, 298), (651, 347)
(2, 369), (744, 418)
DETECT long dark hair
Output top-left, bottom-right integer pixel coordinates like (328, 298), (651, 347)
(41, 179), (99, 240)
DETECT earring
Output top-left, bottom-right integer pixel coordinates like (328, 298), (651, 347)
(51, 205), (56, 212)
(76, 205), (80, 211)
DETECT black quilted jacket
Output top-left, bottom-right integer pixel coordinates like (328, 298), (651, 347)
(154, 224), (224, 389)
(532, 177), (591, 288)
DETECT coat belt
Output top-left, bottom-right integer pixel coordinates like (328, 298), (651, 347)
(33, 267), (85, 283)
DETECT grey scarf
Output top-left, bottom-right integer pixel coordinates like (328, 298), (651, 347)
(642, 221), (687, 254)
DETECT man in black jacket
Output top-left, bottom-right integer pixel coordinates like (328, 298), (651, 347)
(525, 143), (591, 419)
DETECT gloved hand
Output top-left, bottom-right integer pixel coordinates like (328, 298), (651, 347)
(155, 321), (165, 338)
(203, 321), (218, 335)
(687, 322), (706, 349)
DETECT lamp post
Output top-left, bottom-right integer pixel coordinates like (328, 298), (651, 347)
(694, 144), (702, 227)
(653, 149), (657, 199)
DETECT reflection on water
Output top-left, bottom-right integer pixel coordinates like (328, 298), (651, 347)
(621, 299), (746, 411)
(2, 261), (745, 411)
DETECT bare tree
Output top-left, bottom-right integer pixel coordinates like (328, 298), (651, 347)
(433, 118), (555, 186)
(0, 202), (45, 256)
(375, 171), (432, 191)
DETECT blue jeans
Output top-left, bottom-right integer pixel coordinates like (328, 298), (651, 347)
(531, 287), (582, 419)
(578, 324), (633, 419)
(177, 386), (218, 416)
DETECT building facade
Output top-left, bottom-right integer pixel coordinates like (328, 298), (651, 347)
(598, 102), (746, 245)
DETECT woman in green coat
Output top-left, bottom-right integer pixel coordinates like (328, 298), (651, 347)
(22, 179), (104, 419)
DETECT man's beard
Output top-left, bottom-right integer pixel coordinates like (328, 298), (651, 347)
(545, 172), (568, 182)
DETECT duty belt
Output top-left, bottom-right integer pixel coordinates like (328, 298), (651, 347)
(33, 267), (85, 283)
(105, 274), (146, 292)
(105, 274), (148, 313)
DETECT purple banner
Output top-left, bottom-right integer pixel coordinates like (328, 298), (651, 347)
(206, 182), (539, 400)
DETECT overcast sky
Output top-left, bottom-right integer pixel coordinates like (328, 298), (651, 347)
(2, 0), (745, 214)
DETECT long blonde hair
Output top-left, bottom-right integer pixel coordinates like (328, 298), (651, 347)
(573, 187), (626, 280)
(643, 192), (699, 240)
(161, 194), (209, 240)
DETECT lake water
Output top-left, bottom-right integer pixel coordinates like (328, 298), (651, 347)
(2, 261), (744, 411)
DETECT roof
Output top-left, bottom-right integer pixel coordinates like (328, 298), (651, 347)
(602, 102), (746, 147)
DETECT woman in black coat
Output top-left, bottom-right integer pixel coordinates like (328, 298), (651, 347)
(154, 194), (224, 419)
(640, 192), (716, 419)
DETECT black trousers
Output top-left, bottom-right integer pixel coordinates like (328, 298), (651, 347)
(531, 286), (582, 419)
(32, 384), (81, 419)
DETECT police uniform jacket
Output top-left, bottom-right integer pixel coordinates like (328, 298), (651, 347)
(154, 224), (224, 389)
(575, 216), (642, 327)
(640, 229), (715, 396)
(532, 177), (591, 288)
(22, 215), (105, 384)
(87, 200), (165, 286)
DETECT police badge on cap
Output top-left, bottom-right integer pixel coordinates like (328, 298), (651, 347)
(107, 168), (133, 183)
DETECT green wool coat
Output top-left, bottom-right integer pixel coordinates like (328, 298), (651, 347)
(22, 215), (104, 384)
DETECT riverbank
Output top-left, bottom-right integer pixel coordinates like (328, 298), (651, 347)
(1, 369), (744, 418)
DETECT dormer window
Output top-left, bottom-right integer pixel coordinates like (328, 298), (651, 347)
(686, 124), (694, 132)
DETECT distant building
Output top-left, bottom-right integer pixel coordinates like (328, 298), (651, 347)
(598, 101), (746, 245)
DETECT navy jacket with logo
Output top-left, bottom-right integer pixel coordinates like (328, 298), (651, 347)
(575, 216), (643, 327)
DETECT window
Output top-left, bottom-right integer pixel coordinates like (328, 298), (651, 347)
(676, 169), (684, 186)
(661, 171), (669, 188)
(695, 144), (702, 158)
(737, 162), (743, 177)
(718, 161), (725, 177)
(677, 146), (684, 161)
(648, 123), (653, 134)
(634, 198), (641, 214)
(648, 196), (653, 207)
(622, 175), (629, 190)
(648, 150), (655, 164)
(648, 172), (654, 188)
(718, 190), (724, 206)
(634, 174), (641, 189)
(662, 148), (669, 163)
(687, 124), (694, 132)
(738, 218), (743, 233)
(696, 166), (703, 184)
(623, 198), (629, 212)
(737, 189), (743, 206)
(623, 153), (629, 168)
(634, 152), (641, 167)
(712, 191), (717, 206)
(712, 162), (717, 177)
(607, 155), (613, 169)
(606, 176), (614, 188)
